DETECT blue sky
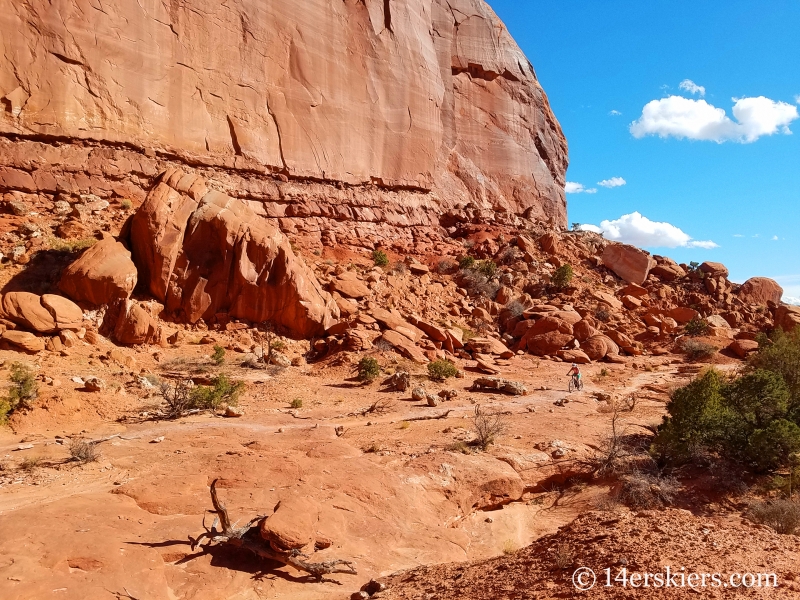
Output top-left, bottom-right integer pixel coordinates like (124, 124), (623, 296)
(488, 0), (799, 302)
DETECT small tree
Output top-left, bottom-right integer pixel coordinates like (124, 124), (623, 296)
(212, 345), (226, 366)
(358, 357), (381, 382)
(685, 317), (709, 337)
(191, 375), (246, 410)
(458, 255), (476, 270)
(571, 222), (581, 231)
(372, 249), (389, 267)
(551, 264), (574, 288)
(1, 363), (38, 421)
(427, 359), (458, 381)
(473, 405), (508, 450)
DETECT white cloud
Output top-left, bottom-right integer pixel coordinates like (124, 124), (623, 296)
(597, 177), (626, 188)
(679, 79), (706, 97)
(785, 296), (800, 306)
(733, 234), (744, 238)
(579, 212), (718, 249)
(772, 235), (779, 241)
(630, 95), (799, 143)
(795, 95), (800, 104)
(565, 182), (597, 194)
(609, 110), (622, 116)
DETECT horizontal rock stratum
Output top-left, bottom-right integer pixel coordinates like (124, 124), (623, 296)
(0, 0), (568, 232)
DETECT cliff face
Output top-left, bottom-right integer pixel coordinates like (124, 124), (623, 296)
(0, 0), (567, 246)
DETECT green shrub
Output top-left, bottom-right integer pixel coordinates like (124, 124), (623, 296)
(428, 359), (458, 381)
(212, 345), (226, 366)
(120, 199), (133, 210)
(685, 317), (710, 336)
(2, 363), (38, 421)
(551, 264), (574, 288)
(372, 249), (389, 267)
(191, 374), (245, 410)
(748, 328), (800, 421)
(682, 339), (716, 361)
(290, 397), (303, 409)
(475, 260), (497, 278)
(358, 357), (381, 382)
(458, 255), (475, 269)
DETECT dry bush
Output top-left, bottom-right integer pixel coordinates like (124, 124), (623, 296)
(552, 543), (574, 570)
(20, 456), (42, 472)
(69, 438), (99, 464)
(616, 472), (679, 509)
(682, 339), (717, 361)
(436, 258), (458, 274)
(504, 299), (525, 319)
(458, 269), (499, 299)
(502, 539), (518, 555)
(160, 379), (195, 418)
(746, 499), (800, 534)
(473, 405), (508, 450)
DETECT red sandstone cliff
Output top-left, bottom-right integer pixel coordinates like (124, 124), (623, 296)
(0, 0), (567, 241)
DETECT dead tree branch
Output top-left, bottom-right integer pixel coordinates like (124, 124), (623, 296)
(190, 479), (357, 582)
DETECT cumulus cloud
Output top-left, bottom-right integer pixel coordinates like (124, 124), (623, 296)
(609, 110), (622, 116)
(679, 79), (706, 96)
(796, 95), (800, 104)
(630, 95), (799, 143)
(565, 182), (597, 194)
(785, 296), (800, 306)
(597, 177), (626, 188)
(772, 235), (780, 241)
(733, 234), (744, 238)
(578, 212), (718, 249)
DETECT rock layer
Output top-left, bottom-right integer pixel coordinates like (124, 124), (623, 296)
(0, 0), (568, 237)
(130, 169), (338, 338)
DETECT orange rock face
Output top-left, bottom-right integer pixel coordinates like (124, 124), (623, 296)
(59, 236), (138, 306)
(130, 169), (338, 338)
(737, 277), (783, 306)
(0, 0), (568, 229)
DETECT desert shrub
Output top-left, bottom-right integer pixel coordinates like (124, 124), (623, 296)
(458, 326), (476, 342)
(616, 473), (679, 509)
(475, 260), (497, 278)
(20, 456), (42, 472)
(160, 379), (195, 418)
(47, 236), (97, 253)
(358, 357), (381, 382)
(682, 339), (717, 361)
(749, 328), (800, 420)
(436, 258), (458, 274)
(290, 397), (303, 409)
(595, 306), (611, 323)
(427, 359), (458, 381)
(654, 367), (800, 473)
(69, 438), (99, 464)
(458, 269), (499, 299)
(746, 499), (800, 534)
(505, 299), (525, 319)
(390, 261), (406, 275)
(1, 363), (38, 421)
(551, 264), (574, 288)
(212, 344), (226, 366)
(473, 405), (508, 450)
(191, 374), (245, 410)
(685, 317), (709, 336)
(372, 249), (389, 267)
(458, 255), (476, 270)
(498, 246), (521, 264)
(120, 199), (133, 210)
(502, 539), (518, 555)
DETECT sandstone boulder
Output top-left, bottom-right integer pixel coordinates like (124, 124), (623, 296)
(737, 277), (783, 307)
(130, 172), (338, 338)
(379, 330), (428, 364)
(650, 258), (686, 282)
(776, 305), (800, 333)
(1, 292), (82, 333)
(699, 261), (728, 278)
(582, 336), (608, 361)
(526, 331), (572, 356)
(2, 330), (44, 353)
(602, 244), (656, 285)
(728, 339), (759, 359)
(573, 319), (598, 342)
(539, 233), (559, 254)
(667, 307), (700, 325)
(113, 301), (158, 345)
(260, 496), (318, 550)
(331, 271), (370, 300)
(558, 349), (591, 364)
(59, 236), (137, 306)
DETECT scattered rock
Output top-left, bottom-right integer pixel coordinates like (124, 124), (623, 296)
(470, 377), (526, 395)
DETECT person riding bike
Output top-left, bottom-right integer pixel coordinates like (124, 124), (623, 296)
(567, 363), (582, 390)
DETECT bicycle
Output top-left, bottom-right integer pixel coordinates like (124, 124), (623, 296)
(568, 374), (583, 392)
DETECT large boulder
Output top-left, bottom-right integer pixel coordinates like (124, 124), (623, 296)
(601, 244), (656, 285)
(59, 236), (137, 305)
(737, 277), (783, 307)
(130, 171), (339, 338)
(1, 330), (45, 353)
(776, 305), (800, 333)
(650, 258), (686, 282)
(260, 496), (319, 551)
(1, 292), (82, 333)
(699, 261), (728, 278)
(526, 331), (572, 356)
(112, 300), (158, 345)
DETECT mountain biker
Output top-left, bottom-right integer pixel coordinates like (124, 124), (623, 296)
(567, 363), (582, 388)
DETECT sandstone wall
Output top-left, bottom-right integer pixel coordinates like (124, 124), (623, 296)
(0, 0), (567, 239)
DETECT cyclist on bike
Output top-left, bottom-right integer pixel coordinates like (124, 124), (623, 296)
(567, 363), (582, 390)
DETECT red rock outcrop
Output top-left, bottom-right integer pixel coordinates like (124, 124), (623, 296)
(737, 277), (783, 307)
(0, 0), (568, 242)
(601, 244), (656, 285)
(59, 236), (138, 306)
(130, 169), (339, 338)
